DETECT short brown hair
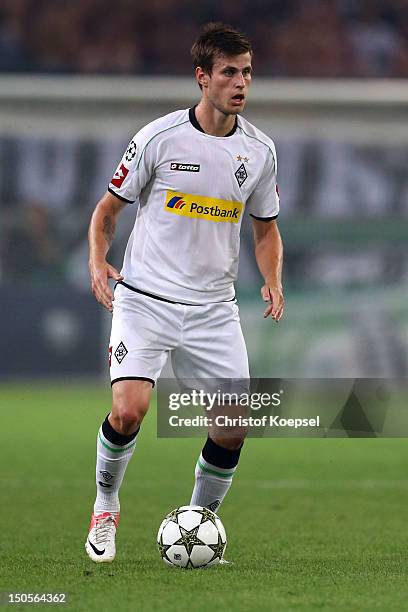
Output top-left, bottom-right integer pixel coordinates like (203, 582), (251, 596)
(191, 22), (252, 76)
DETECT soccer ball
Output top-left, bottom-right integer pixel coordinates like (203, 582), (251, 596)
(157, 505), (227, 568)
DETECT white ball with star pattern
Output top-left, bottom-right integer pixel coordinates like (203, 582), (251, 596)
(157, 505), (227, 568)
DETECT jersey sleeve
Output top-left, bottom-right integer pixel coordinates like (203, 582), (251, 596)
(108, 132), (155, 203)
(246, 146), (280, 221)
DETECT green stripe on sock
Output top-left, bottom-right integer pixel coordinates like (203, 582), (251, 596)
(197, 459), (235, 479)
(98, 432), (136, 453)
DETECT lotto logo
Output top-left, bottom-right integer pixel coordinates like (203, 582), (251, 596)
(170, 162), (200, 172)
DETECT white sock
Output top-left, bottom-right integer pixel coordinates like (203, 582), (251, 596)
(190, 453), (238, 513)
(93, 418), (138, 514)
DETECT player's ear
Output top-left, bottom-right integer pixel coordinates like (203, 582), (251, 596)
(196, 67), (209, 88)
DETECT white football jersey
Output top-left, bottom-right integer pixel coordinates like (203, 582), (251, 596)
(108, 107), (279, 305)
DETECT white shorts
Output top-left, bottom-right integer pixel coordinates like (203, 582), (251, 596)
(109, 283), (250, 389)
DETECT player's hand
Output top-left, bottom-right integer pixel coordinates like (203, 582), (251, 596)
(89, 259), (123, 312)
(261, 284), (284, 322)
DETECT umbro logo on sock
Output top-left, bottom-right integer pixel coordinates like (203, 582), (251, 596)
(87, 539), (105, 556)
(99, 471), (113, 481)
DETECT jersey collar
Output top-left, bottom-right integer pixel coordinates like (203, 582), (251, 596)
(189, 106), (238, 137)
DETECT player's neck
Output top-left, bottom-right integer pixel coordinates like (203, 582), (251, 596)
(195, 102), (236, 137)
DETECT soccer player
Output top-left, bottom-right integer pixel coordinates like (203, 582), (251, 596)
(85, 22), (284, 563)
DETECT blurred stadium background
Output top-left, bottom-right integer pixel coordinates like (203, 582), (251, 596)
(0, 0), (407, 382)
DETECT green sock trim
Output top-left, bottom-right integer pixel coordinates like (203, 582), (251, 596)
(98, 432), (136, 453)
(197, 458), (235, 479)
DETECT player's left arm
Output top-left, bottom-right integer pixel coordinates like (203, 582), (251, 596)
(252, 218), (284, 321)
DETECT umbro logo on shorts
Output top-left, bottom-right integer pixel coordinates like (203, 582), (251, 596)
(170, 162), (200, 172)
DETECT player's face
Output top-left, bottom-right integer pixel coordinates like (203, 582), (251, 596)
(202, 52), (252, 115)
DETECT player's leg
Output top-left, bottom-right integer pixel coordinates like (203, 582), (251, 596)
(191, 396), (249, 512)
(86, 285), (180, 563)
(190, 431), (245, 513)
(86, 379), (153, 563)
(172, 300), (250, 513)
(93, 379), (153, 516)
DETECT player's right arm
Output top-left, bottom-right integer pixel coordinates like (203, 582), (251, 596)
(89, 122), (158, 310)
(88, 191), (125, 312)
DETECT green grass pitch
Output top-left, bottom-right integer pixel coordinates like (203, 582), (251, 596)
(1, 383), (408, 611)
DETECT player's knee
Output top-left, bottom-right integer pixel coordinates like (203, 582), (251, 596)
(111, 398), (149, 434)
(110, 408), (142, 434)
(111, 380), (152, 434)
